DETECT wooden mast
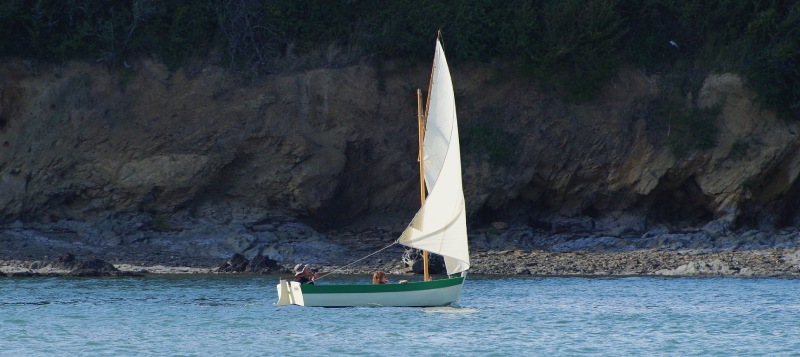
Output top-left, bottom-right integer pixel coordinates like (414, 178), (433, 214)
(417, 88), (426, 207)
(416, 89), (429, 282)
(417, 31), (440, 282)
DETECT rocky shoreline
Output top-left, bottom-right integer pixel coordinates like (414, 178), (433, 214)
(470, 248), (800, 276)
(3, 247), (800, 278)
(3, 221), (800, 278)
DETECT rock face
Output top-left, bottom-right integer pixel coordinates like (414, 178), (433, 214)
(216, 253), (250, 273)
(216, 252), (282, 273)
(1, 57), (799, 264)
(0, 59), (430, 228)
(245, 253), (282, 273)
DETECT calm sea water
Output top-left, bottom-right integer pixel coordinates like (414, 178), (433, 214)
(2, 275), (799, 356)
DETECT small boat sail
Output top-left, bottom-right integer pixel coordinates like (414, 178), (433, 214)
(277, 33), (469, 307)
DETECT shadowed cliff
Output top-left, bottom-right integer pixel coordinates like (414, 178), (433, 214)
(2, 57), (799, 238)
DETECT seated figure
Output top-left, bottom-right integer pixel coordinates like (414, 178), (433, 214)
(372, 271), (389, 284)
(293, 264), (318, 285)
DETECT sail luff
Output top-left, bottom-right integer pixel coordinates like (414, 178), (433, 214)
(424, 30), (441, 123)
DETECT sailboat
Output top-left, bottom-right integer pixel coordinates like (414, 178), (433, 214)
(276, 33), (469, 307)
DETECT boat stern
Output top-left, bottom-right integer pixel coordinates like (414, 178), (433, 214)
(276, 280), (305, 306)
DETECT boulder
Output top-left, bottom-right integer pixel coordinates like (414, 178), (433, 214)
(216, 253), (249, 273)
(69, 258), (121, 277)
(46, 253), (80, 270)
(245, 254), (280, 273)
(46, 253), (132, 277)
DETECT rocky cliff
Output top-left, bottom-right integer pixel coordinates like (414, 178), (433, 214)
(2, 58), (799, 266)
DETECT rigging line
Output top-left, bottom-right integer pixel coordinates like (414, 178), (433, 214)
(314, 240), (399, 282)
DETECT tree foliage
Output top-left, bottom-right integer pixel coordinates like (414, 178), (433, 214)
(0, 0), (797, 116)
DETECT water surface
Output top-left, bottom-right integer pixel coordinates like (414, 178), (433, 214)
(3, 275), (798, 356)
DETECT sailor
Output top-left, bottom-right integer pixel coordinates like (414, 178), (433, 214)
(372, 271), (389, 284)
(293, 264), (318, 285)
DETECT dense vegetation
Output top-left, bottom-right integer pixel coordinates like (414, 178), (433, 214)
(0, 0), (797, 117)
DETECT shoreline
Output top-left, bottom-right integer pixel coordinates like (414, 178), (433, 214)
(3, 247), (799, 278)
(3, 221), (800, 278)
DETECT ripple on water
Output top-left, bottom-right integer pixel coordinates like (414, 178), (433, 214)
(2, 275), (800, 355)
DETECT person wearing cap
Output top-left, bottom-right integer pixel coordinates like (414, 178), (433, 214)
(293, 264), (319, 285)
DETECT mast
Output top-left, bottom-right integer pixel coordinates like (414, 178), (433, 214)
(417, 31), (441, 282)
(417, 89), (426, 210)
(416, 89), (429, 282)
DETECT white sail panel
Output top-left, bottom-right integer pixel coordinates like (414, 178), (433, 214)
(399, 39), (470, 275)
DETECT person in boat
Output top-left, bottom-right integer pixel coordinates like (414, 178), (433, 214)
(293, 264), (319, 285)
(372, 271), (389, 284)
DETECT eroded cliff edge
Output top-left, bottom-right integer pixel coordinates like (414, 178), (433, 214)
(2, 58), (799, 273)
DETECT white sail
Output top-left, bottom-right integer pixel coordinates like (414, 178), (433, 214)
(399, 39), (470, 276)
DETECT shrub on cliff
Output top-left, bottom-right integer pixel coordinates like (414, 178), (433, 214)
(0, 0), (797, 117)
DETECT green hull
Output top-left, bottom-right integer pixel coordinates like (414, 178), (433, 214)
(277, 276), (465, 307)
